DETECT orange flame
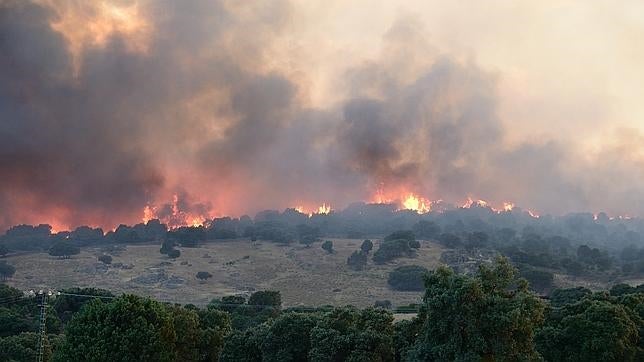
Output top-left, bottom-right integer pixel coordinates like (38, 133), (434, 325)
(317, 203), (331, 214)
(503, 202), (515, 212)
(401, 194), (431, 214)
(141, 194), (211, 228)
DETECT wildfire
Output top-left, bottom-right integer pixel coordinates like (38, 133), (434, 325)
(526, 209), (540, 218)
(401, 194), (431, 214)
(293, 203), (332, 217)
(461, 197), (489, 209)
(503, 202), (515, 212)
(141, 194), (211, 228)
(317, 203), (331, 214)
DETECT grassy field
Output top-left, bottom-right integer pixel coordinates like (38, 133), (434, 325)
(3, 239), (444, 308)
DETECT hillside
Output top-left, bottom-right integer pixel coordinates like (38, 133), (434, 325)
(3, 238), (444, 307)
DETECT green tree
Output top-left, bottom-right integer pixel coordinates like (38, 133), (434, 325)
(0, 332), (52, 362)
(406, 257), (545, 361)
(536, 298), (642, 361)
(52, 287), (115, 323)
(261, 312), (319, 361)
(220, 325), (266, 362)
(0, 307), (35, 337)
(48, 241), (80, 259)
(549, 287), (592, 307)
(309, 307), (395, 361)
(197, 307), (232, 361)
(53, 295), (177, 362)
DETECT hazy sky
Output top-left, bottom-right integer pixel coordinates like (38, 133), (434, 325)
(1, 0), (644, 230)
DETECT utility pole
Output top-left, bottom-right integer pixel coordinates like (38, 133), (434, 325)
(36, 290), (48, 362)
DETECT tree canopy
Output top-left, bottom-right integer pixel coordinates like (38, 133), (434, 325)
(403, 257), (546, 361)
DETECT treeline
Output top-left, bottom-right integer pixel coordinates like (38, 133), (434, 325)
(1, 258), (642, 361)
(3, 203), (644, 284)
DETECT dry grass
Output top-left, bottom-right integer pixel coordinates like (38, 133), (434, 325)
(3, 239), (444, 308)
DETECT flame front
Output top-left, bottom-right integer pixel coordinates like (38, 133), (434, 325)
(402, 194), (431, 213)
(317, 203), (331, 214)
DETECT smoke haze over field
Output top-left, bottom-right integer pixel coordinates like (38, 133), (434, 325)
(2, 0), (644, 231)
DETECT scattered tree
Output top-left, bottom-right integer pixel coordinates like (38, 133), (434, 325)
(248, 291), (281, 307)
(97, 254), (112, 265)
(373, 239), (413, 264)
(321, 240), (333, 254)
(48, 241), (80, 259)
(347, 250), (368, 271)
(360, 239), (373, 253)
(0, 262), (16, 281)
(387, 265), (429, 291)
(196, 271), (213, 281)
(0, 245), (8, 257)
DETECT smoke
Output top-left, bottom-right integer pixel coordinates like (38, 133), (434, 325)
(1, 0), (643, 231)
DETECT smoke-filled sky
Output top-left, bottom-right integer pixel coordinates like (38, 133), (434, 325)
(1, 0), (644, 231)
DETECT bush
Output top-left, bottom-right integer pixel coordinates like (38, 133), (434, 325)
(347, 251), (368, 271)
(387, 265), (429, 291)
(167, 249), (181, 259)
(97, 254), (112, 265)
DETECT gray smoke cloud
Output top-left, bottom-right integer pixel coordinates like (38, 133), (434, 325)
(0, 0), (643, 231)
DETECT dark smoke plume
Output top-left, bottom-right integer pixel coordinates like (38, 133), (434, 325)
(1, 0), (643, 231)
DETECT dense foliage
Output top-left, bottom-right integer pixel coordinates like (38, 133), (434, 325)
(401, 257), (546, 360)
